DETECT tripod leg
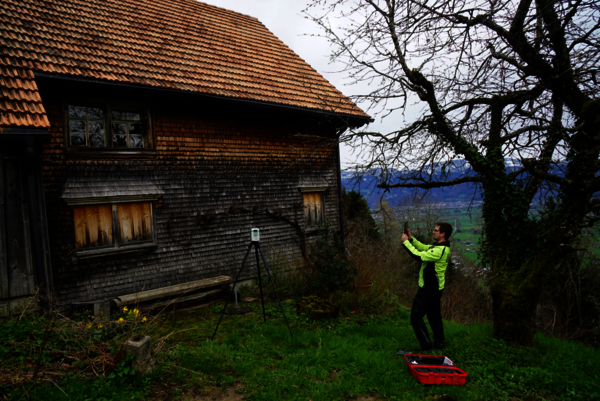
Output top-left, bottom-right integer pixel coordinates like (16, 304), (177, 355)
(255, 244), (266, 322)
(257, 243), (294, 339)
(211, 242), (253, 340)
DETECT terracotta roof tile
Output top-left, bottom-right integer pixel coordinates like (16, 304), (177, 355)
(0, 0), (369, 130)
(0, 63), (50, 129)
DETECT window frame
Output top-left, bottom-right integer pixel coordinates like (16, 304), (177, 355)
(63, 99), (154, 154)
(68, 197), (159, 259)
(299, 186), (328, 230)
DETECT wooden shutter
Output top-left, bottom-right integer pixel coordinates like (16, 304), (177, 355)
(303, 193), (323, 226)
(116, 202), (153, 244)
(73, 205), (114, 249)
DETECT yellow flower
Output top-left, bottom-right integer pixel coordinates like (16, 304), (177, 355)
(97, 324), (103, 329)
(118, 317), (124, 323)
(142, 317), (147, 322)
(123, 306), (128, 312)
(133, 309), (139, 316)
(86, 323), (92, 329)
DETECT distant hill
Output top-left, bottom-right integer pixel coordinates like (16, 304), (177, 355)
(341, 159), (563, 208)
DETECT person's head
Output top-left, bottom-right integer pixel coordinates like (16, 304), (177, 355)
(433, 222), (453, 242)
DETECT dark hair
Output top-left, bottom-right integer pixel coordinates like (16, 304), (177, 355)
(436, 222), (453, 240)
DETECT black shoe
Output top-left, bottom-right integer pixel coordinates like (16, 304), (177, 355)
(434, 343), (445, 350)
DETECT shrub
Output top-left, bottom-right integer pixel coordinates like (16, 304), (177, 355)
(537, 255), (600, 347)
(342, 189), (381, 243)
(297, 296), (340, 319)
(343, 217), (491, 321)
(441, 258), (492, 324)
(305, 220), (358, 296)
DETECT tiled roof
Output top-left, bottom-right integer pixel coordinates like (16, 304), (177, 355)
(0, 0), (369, 130)
(0, 62), (50, 129)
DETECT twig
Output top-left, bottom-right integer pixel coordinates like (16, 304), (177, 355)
(32, 306), (57, 380)
(163, 362), (204, 377)
(153, 329), (200, 355)
(19, 289), (40, 321)
(50, 380), (69, 397)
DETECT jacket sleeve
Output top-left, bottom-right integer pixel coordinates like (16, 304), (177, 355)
(403, 241), (445, 262)
(410, 237), (430, 252)
(402, 240), (423, 262)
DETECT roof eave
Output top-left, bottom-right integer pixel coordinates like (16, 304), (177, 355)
(33, 72), (373, 127)
(0, 126), (51, 143)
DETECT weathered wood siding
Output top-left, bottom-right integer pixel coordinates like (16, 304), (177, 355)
(0, 152), (35, 299)
(1, 140), (53, 317)
(39, 81), (342, 309)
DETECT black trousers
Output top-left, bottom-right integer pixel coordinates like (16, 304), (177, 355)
(410, 288), (444, 350)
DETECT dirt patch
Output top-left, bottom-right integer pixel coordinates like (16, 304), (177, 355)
(184, 383), (245, 401)
(149, 378), (245, 401)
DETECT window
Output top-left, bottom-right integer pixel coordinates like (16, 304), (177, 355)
(111, 110), (145, 148)
(73, 202), (156, 256)
(62, 175), (163, 257)
(299, 185), (329, 229)
(299, 186), (328, 228)
(303, 192), (324, 227)
(68, 105), (106, 147)
(66, 103), (150, 149)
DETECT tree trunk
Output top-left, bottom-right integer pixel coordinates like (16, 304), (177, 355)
(480, 156), (542, 346)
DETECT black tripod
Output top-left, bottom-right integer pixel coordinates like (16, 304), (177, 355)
(211, 240), (294, 340)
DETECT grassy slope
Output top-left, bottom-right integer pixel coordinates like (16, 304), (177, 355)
(8, 302), (599, 401)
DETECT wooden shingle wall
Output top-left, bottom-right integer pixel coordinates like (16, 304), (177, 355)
(39, 81), (342, 309)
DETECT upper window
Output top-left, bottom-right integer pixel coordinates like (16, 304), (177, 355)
(66, 104), (150, 149)
(111, 110), (145, 148)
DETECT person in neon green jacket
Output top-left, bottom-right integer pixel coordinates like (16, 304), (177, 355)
(400, 222), (452, 353)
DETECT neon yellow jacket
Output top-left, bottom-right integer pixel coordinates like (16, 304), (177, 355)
(403, 239), (450, 290)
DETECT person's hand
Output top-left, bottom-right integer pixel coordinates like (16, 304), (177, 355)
(401, 233), (409, 242)
(405, 228), (413, 240)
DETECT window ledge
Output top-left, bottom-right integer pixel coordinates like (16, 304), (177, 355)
(66, 149), (157, 159)
(298, 186), (328, 193)
(304, 228), (321, 236)
(74, 243), (157, 261)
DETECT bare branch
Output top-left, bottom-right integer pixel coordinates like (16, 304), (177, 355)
(378, 175), (483, 189)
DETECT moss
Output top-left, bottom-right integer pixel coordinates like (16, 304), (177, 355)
(297, 296), (340, 320)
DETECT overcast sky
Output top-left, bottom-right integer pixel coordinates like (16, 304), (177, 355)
(199, 0), (389, 167)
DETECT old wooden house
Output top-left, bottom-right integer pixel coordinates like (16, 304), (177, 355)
(0, 0), (370, 315)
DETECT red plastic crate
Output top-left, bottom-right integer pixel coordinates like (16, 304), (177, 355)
(403, 354), (468, 385)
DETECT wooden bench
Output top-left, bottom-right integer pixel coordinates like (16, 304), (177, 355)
(113, 276), (233, 311)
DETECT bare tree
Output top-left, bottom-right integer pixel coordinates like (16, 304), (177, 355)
(393, 195), (447, 242)
(306, 0), (600, 346)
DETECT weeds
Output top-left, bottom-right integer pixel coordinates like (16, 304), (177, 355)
(0, 301), (160, 398)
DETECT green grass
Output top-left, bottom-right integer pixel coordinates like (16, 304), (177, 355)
(5, 301), (599, 400)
